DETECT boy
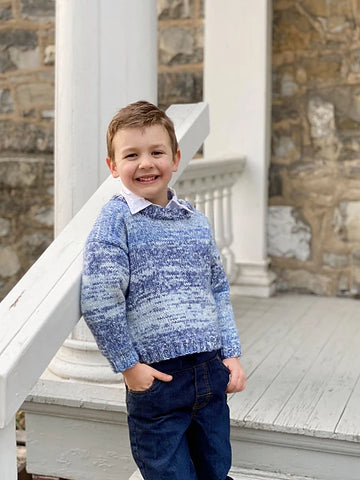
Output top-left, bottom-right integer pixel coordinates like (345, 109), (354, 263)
(81, 101), (246, 480)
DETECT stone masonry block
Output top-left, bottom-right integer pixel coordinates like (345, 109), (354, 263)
(158, 71), (202, 109)
(334, 201), (360, 242)
(0, 246), (20, 277)
(0, 121), (53, 153)
(157, 0), (193, 20)
(20, 0), (55, 21)
(280, 73), (298, 96)
(302, 0), (353, 18)
(269, 164), (283, 198)
(44, 45), (55, 65)
(0, 217), (10, 236)
(273, 134), (300, 163)
(16, 82), (53, 107)
(0, 6), (12, 22)
(0, 88), (14, 112)
(22, 231), (53, 259)
(34, 206), (54, 227)
(0, 29), (37, 50)
(273, 7), (323, 52)
(159, 26), (203, 66)
(322, 252), (348, 269)
(9, 45), (39, 69)
(267, 206), (311, 262)
(307, 97), (335, 139)
(351, 249), (360, 286)
(278, 268), (335, 296)
(0, 29), (38, 73)
(0, 157), (39, 187)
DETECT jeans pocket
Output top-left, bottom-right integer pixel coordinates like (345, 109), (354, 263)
(216, 355), (231, 375)
(213, 355), (231, 392)
(127, 378), (161, 396)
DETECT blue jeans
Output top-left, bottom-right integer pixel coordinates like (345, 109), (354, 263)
(126, 350), (233, 480)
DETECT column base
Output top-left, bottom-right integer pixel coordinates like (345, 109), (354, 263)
(47, 338), (122, 384)
(231, 260), (277, 298)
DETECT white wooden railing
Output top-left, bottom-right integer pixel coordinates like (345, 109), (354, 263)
(175, 157), (245, 282)
(0, 102), (245, 479)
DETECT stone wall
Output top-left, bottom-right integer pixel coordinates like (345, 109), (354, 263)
(157, 0), (204, 110)
(2, 0), (360, 299)
(269, 0), (360, 296)
(0, 0), (55, 299)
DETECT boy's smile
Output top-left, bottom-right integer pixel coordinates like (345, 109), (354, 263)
(107, 124), (180, 207)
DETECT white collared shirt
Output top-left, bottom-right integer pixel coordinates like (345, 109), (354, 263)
(120, 186), (193, 215)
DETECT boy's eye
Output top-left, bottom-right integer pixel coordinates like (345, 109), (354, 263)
(125, 153), (137, 159)
(152, 151), (163, 156)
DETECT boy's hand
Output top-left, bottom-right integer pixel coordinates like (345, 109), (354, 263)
(122, 362), (173, 392)
(222, 357), (247, 393)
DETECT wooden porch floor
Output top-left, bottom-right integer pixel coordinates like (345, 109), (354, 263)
(228, 292), (360, 479)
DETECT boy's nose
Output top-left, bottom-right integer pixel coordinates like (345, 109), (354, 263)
(138, 155), (154, 169)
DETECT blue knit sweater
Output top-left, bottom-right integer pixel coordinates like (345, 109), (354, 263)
(81, 195), (241, 373)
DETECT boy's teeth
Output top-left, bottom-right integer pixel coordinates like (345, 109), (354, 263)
(139, 176), (156, 182)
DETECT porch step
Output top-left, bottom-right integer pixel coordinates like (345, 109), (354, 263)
(231, 468), (318, 480)
(129, 466), (320, 480)
(230, 424), (360, 480)
(23, 294), (360, 480)
(229, 294), (360, 480)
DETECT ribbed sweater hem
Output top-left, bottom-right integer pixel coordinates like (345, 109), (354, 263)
(135, 339), (224, 365)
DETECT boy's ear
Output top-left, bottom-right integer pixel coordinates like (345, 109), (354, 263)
(172, 150), (181, 173)
(106, 157), (119, 178)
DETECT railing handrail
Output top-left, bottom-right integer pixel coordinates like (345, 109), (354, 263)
(0, 102), (209, 430)
(175, 156), (245, 183)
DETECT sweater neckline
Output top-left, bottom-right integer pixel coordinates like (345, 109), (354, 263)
(114, 195), (194, 220)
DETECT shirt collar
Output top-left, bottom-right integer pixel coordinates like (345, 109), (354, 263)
(120, 186), (193, 215)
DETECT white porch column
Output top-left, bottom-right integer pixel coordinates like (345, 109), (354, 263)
(204, 0), (276, 297)
(49, 0), (157, 382)
(55, 0), (157, 235)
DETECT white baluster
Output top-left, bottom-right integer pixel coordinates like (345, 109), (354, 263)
(222, 184), (233, 247)
(196, 191), (206, 214)
(222, 184), (238, 282)
(178, 179), (195, 207)
(205, 186), (215, 230)
(186, 194), (196, 206)
(214, 187), (225, 252)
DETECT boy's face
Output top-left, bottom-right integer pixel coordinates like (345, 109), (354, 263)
(107, 125), (180, 207)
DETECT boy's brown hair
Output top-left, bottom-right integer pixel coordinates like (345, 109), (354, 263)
(106, 100), (178, 162)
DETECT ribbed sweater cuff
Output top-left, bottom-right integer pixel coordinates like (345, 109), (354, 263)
(220, 345), (242, 359)
(109, 350), (139, 373)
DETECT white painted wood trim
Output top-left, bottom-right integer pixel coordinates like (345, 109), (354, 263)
(0, 416), (16, 479)
(175, 155), (245, 182)
(169, 102), (210, 184)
